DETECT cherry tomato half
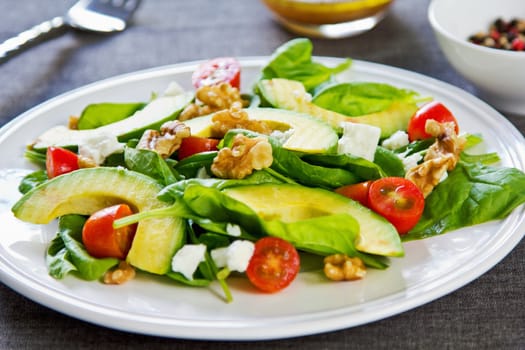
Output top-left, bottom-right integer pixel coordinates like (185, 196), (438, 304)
(46, 146), (79, 178)
(178, 136), (219, 160)
(246, 237), (300, 293)
(407, 101), (459, 141)
(82, 204), (137, 259)
(335, 180), (373, 207)
(191, 57), (241, 89)
(368, 177), (425, 235)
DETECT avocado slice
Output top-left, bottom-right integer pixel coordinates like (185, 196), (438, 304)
(32, 92), (194, 150)
(11, 167), (185, 274)
(258, 78), (418, 138)
(222, 184), (404, 257)
(183, 107), (339, 154)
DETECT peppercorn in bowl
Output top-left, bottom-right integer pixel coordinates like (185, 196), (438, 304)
(428, 0), (525, 115)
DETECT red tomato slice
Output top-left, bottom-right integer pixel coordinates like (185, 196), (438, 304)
(407, 101), (459, 141)
(246, 237), (300, 293)
(335, 180), (373, 207)
(191, 57), (241, 89)
(46, 147), (79, 178)
(367, 177), (425, 235)
(178, 136), (219, 160)
(82, 204), (137, 259)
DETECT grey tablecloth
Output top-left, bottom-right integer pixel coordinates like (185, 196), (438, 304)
(1, 0), (524, 348)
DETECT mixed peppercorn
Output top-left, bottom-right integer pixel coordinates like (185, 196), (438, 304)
(468, 18), (525, 51)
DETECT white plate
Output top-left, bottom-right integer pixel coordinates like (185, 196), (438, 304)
(1, 58), (524, 341)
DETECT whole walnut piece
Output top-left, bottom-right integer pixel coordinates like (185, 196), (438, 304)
(178, 83), (248, 121)
(136, 120), (190, 158)
(323, 254), (366, 281)
(211, 134), (273, 179)
(210, 101), (271, 138)
(103, 261), (136, 285)
(406, 120), (466, 197)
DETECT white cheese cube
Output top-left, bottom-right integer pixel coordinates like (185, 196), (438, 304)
(399, 152), (423, 173)
(381, 130), (409, 150)
(211, 240), (255, 273)
(337, 122), (381, 161)
(78, 131), (124, 165)
(226, 223), (242, 237)
(171, 244), (206, 280)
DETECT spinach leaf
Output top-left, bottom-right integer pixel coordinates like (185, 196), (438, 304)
(18, 170), (48, 194)
(124, 146), (181, 186)
(404, 161), (525, 240)
(312, 82), (419, 116)
(24, 149), (47, 166)
(77, 102), (145, 130)
(47, 215), (119, 280)
(260, 38), (351, 91)
(263, 214), (388, 269)
(373, 146), (406, 177)
(302, 153), (386, 181)
(173, 151), (217, 179)
(271, 146), (359, 188)
(158, 170), (284, 202)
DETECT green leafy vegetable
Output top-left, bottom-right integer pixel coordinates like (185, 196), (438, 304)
(405, 161), (525, 240)
(18, 170), (48, 194)
(124, 147), (181, 186)
(313, 82), (420, 116)
(77, 102), (145, 130)
(47, 215), (119, 280)
(259, 38), (351, 91)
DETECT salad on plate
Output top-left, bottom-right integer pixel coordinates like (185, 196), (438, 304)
(10, 38), (525, 302)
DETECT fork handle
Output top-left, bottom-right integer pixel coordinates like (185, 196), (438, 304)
(0, 17), (67, 62)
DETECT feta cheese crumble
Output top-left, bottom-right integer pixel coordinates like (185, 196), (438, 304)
(337, 122), (381, 161)
(226, 223), (242, 237)
(78, 132), (124, 165)
(211, 240), (255, 273)
(171, 244), (206, 280)
(381, 130), (409, 150)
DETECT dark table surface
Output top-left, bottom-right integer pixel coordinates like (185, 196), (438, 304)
(1, 0), (524, 349)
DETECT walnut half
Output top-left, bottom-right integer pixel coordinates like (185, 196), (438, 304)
(210, 101), (271, 138)
(406, 120), (466, 197)
(136, 120), (190, 158)
(211, 134), (273, 179)
(178, 83), (248, 121)
(323, 254), (366, 281)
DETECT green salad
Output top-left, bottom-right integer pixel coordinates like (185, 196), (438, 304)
(11, 38), (525, 302)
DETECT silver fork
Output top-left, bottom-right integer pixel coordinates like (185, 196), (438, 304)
(0, 0), (141, 61)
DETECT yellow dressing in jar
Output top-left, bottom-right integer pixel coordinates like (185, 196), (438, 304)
(261, 0), (394, 38)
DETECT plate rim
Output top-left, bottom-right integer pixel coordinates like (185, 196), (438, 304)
(1, 56), (524, 340)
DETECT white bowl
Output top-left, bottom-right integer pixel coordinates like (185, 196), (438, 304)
(428, 0), (525, 115)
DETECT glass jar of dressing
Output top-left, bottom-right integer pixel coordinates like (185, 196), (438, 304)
(261, 0), (394, 39)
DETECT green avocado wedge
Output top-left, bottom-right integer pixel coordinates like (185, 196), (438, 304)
(32, 92), (194, 150)
(11, 167), (185, 275)
(222, 183), (404, 257)
(183, 107), (339, 154)
(258, 78), (418, 138)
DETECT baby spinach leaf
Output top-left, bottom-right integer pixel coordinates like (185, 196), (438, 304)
(373, 147), (406, 177)
(77, 102), (145, 130)
(263, 214), (388, 269)
(158, 170), (284, 202)
(47, 215), (119, 280)
(18, 170), (48, 194)
(260, 38), (351, 91)
(271, 146), (359, 188)
(124, 147), (181, 186)
(312, 82), (419, 116)
(173, 151), (217, 179)
(405, 161), (525, 240)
